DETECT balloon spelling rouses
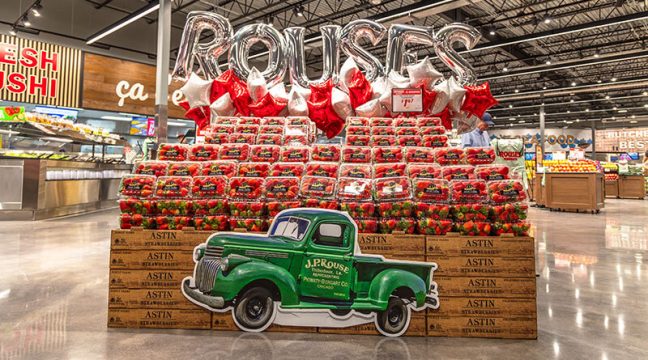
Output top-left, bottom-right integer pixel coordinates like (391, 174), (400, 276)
(384, 24), (435, 75)
(434, 23), (481, 85)
(229, 23), (288, 88)
(285, 25), (341, 88)
(339, 20), (387, 83)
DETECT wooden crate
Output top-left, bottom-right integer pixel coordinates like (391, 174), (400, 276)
(426, 235), (535, 258)
(433, 275), (536, 298)
(111, 228), (209, 250)
(108, 288), (197, 309)
(357, 233), (425, 257)
(429, 297), (537, 317)
(107, 308), (211, 329)
(605, 180), (618, 198)
(109, 269), (192, 289)
(427, 255), (535, 277)
(110, 249), (195, 270)
(544, 172), (604, 212)
(618, 175), (645, 199)
(426, 315), (537, 339)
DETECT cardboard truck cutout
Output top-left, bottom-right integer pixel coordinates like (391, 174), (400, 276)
(182, 208), (439, 337)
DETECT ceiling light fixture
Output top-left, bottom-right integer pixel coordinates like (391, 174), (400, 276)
(514, 89), (519, 93)
(571, 82), (576, 86)
(593, 51), (600, 58)
(22, 16), (31, 27)
(545, 60), (552, 65)
(543, 14), (553, 24)
(86, 1), (160, 45)
(293, 5), (305, 17)
(9, 27), (16, 36)
(611, 77), (617, 82)
(508, 104), (513, 108)
(502, 66), (508, 72)
(570, 99), (574, 103)
(605, 95), (610, 99)
(31, 2), (42, 17)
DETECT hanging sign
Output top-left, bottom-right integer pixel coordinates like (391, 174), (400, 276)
(391, 88), (423, 113)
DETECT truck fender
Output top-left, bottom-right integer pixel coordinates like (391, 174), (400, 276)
(368, 269), (428, 310)
(221, 261), (300, 306)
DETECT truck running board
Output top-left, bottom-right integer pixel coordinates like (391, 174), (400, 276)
(273, 307), (375, 328)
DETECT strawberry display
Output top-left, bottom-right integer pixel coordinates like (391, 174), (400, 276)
(337, 178), (373, 201)
(342, 146), (372, 163)
(373, 177), (411, 200)
(398, 135), (422, 147)
(420, 126), (446, 136)
(211, 125), (235, 134)
(237, 163), (270, 178)
(450, 203), (490, 222)
(435, 147), (465, 165)
(201, 161), (238, 178)
(465, 147), (496, 165)
(237, 117), (261, 125)
(228, 217), (269, 232)
(347, 117), (369, 126)
(371, 135), (398, 147)
(229, 201), (266, 217)
(414, 203), (450, 219)
(270, 162), (305, 177)
(267, 201), (302, 217)
(264, 177), (300, 199)
(370, 118), (393, 127)
(347, 126), (371, 136)
(250, 145), (280, 163)
(378, 218), (416, 234)
(286, 117), (310, 125)
(300, 176), (337, 199)
(301, 199), (339, 210)
(394, 118), (417, 127)
(376, 201), (415, 217)
(450, 180), (487, 203)
(189, 144), (219, 161)
(156, 199), (193, 216)
(193, 198), (228, 215)
(422, 135), (448, 148)
(119, 175), (155, 198)
(475, 165), (510, 181)
(235, 125), (260, 134)
(155, 176), (191, 198)
(340, 164), (372, 179)
(194, 215), (229, 231)
(489, 203), (529, 222)
(340, 202), (375, 218)
(228, 133), (257, 144)
(346, 135), (371, 146)
(405, 147), (435, 163)
(228, 177), (264, 199)
(492, 221), (530, 236)
(441, 165), (476, 181)
(118, 198), (156, 215)
(374, 163), (407, 179)
(416, 117), (441, 127)
(261, 117), (286, 126)
(119, 213), (155, 229)
(311, 144), (341, 162)
(305, 162), (339, 178)
(396, 127), (418, 136)
(487, 180), (527, 203)
(454, 221), (492, 236)
(355, 218), (378, 233)
(413, 179), (450, 203)
(373, 147), (404, 163)
(213, 116), (238, 125)
(157, 143), (188, 161)
(257, 134), (283, 145)
(205, 132), (229, 144)
(407, 164), (441, 179)
(280, 146), (311, 162)
(416, 219), (452, 235)
(259, 125), (284, 135)
(134, 161), (168, 177)
(284, 134), (309, 146)
(191, 176), (227, 198)
(155, 216), (192, 230)
(371, 127), (396, 136)
(219, 143), (250, 161)
(167, 162), (201, 177)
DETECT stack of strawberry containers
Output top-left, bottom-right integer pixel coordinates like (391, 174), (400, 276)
(487, 179), (530, 236)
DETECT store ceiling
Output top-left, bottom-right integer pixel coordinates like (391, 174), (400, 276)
(1, 0), (647, 129)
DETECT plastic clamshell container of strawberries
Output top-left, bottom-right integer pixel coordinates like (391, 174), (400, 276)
(300, 176), (337, 199)
(250, 145), (280, 163)
(347, 117), (369, 126)
(416, 117), (441, 127)
(167, 162), (202, 177)
(134, 161), (168, 177)
(229, 201), (266, 217)
(416, 219), (453, 235)
(188, 144), (219, 161)
(355, 218), (378, 233)
(119, 213), (155, 229)
(229, 217), (269, 232)
(157, 143), (188, 161)
(490, 203), (529, 222)
(422, 135), (448, 148)
(156, 199), (193, 216)
(337, 177), (373, 201)
(442, 165), (476, 181)
(311, 144), (341, 162)
(454, 221), (492, 236)
(371, 126), (396, 136)
(119, 175), (156, 198)
(306, 162), (339, 178)
(378, 218), (417, 234)
(284, 135), (309, 146)
(259, 125), (284, 135)
(475, 164), (510, 181)
(407, 163), (441, 179)
(435, 147), (465, 165)
(119, 198), (156, 215)
(374, 163), (407, 179)
(346, 126), (370, 136)
(238, 162), (270, 178)
(376, 200), (414, 217)
(340, 202), (375, 218)
(193, 199), (228, 215)
(414, 203), (450, 219)
(235, 125), (259, 134)
(370, 118), (393, 127)
(257, 134), (283, 145)
(205, 132), (229, 144)
(373, 177), (411, 200)
(228, 177), (264, 199)
(492, 221), (530, 236)
(340, 163), (372, 179)
(267, 200), (302, 217)
(154, 176), (192, 198)
(214, 116), (238, 125)
(261, 117), (285, 126)
(264, 176), (300, 200)
(373, 147), (404, 163)
(450, 203), (490, 222)
(371, 135), (397, 147)
(229, 133), (256, 144)
(487, 180), (527, 203)
(346, 135), (371, 147)
(394, 118), (417, 127)
(413, 179), (450, 203)
(211, 125), (235, 134)
(219, 143), (250, 161)
(194, 215), (229, 231)
(396, 127), (418, 136)
(398, 135), (422, 147)
(405, 147), (435, 163)
(342, 146), (372, 163)
(191, 176), (227, 198)
(286, 116), (310, 125)
(201, 161), (238, 177)
(270, 162), (305, 177)
(280, 146), (310, 162)
(420, 126), (446, 136)
(238, 117), (261, 125)
(450, 180), (487, 203)
(155, 216), (192, 230)
(465, 147), (496, 165)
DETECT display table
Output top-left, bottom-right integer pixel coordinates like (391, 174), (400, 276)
(543, 172), (604, 213)
(618, 175), (645, 199)
(533, 174), (546, 206)
(605, 180), (619, 198)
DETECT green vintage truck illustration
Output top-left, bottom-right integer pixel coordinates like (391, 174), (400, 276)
(182, 208), (439, 337)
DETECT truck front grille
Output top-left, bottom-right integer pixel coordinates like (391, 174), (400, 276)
(204, 245), (224, 258)
(196, 258), (221, 293)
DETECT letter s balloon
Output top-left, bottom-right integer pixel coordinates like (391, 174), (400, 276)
(339, 20), (386, 83)
(433, 23), (481, 85)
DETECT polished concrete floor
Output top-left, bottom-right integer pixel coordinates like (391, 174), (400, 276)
(1, 199), (647, 359)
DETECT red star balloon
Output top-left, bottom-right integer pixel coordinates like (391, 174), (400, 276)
(248, 93), (288, 118)
(210, 69), (233, 102)
(462, 81), (498, 119)
(348, 70), (372, 109)
(307, 79), (345, 138)
(420, 83), (438, 116)
(433, 107), (453, 130)
(309, 79), (335, 102)
(211, 69), (251, 116)
(185, 105), (210, 131)
(178, 100), (190, 112)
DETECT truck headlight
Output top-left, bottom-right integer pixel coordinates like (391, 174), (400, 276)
(193, 244), (205, 262)
(221, 257), (229, 272)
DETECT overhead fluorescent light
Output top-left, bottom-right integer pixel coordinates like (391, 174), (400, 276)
(101, 115), (133, 121)
(87, 1), (160, 45)
(41, 137), (73, 143)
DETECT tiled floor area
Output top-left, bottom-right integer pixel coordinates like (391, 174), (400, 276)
(1, 199), (647, 359)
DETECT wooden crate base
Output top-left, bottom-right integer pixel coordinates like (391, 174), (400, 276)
(426, 315), (537, 339)
(107, 308), (211, 329)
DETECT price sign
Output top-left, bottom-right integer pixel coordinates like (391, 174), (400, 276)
(391, 88), (423, 113)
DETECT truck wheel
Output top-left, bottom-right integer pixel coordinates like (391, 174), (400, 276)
(375, 297), (410, 337)
(233, 287), (275, 332)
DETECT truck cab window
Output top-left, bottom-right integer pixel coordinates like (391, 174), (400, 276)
(313, 223), (346, 247)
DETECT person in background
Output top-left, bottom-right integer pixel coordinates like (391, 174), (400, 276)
(461, 112), (495, 148)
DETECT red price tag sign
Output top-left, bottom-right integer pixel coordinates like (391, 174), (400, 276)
(391, 88), (423, 113)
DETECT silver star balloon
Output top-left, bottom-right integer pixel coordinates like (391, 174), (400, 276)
(406, 56), (443, 88)
(430, 78), (450, 114)
(332, 87), (353, 119)
(355, 98), (386, 117)
(247, 67), (268, 101)
(379, 71), (409, 111)
(447, 76), (467, 112)
(339, 57), (358, 93)
(287, 88), (309, 116)
(209, 92), (235, 120)
(180, 72), (212, 108)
